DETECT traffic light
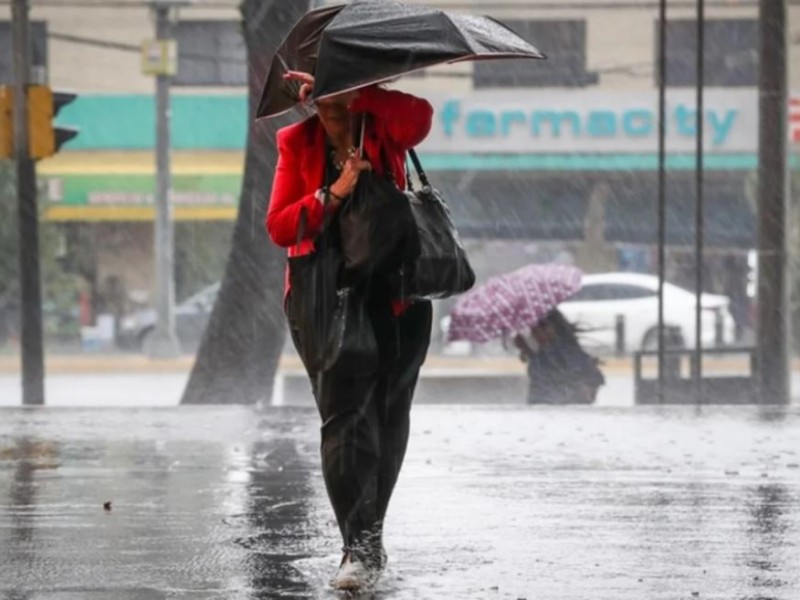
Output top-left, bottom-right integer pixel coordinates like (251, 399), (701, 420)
(0, 85), (79, 160)
(0, 86), (11, 159)
(29, 86), (79, 159)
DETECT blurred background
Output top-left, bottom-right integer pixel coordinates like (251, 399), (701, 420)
(0, 0), (798, 406)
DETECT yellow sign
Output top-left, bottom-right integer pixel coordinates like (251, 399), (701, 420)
(141, 39), (177, 76)
(45, 205), (237, 222)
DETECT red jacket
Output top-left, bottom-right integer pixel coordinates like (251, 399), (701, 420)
(266, 86), (433, 307)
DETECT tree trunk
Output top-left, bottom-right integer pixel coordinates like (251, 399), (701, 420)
(574, 182), (617, 273)
(181, 0), (310, 405)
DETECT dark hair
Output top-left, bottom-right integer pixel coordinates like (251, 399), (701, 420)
(545, 308), (605, 387)
(545, 309), (581, 346)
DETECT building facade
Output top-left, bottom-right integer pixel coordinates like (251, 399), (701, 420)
(1, 0), (799, 320)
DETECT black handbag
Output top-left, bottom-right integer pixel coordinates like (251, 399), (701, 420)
(338, 118), (420, 285)
(390, 149), (475, 300)
(287, 203), (377, 377)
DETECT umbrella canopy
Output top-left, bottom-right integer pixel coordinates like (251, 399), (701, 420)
(257, 0), (545, 118)
(256, 3), (345, 119)
(447, 264), (582, 344)
(315, 0), (546, 100)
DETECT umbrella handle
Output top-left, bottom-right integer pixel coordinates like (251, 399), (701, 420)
(358, 113), (366, 154)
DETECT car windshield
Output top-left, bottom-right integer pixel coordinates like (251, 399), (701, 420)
(569, 282), (656, 302)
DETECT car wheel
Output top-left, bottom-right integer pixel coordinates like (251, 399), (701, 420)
(641, 327), (684, 351)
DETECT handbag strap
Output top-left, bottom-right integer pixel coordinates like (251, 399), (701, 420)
(407, 148), (430, 188)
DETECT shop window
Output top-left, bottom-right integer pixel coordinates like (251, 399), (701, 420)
(174, 21), (246, 86)
(0, 21), (48, 83)
(656, 19), (758, 87)
(473, 20), (598, 88)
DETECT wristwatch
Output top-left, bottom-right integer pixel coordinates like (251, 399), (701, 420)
(315, 187), (345, 204)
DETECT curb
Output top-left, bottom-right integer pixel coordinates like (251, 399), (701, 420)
(0, 353), (782, 377)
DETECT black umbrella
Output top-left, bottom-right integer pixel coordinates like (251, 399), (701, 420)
(313, 0), (545, 101)
(256, 3), (345, 119)
(257, 0), (545, 119)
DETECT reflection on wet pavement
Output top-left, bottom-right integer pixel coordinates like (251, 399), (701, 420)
(0, 406), (798, 599)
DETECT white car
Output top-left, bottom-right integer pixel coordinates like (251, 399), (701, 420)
(117, 282), (220, 353)
(558, 272), (735, 352)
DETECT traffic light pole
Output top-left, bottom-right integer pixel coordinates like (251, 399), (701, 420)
(149, 3), (180, 358)
(12, 0), (45, 405)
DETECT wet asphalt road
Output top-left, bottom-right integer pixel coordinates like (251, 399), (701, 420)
(1, 405), (799, 600)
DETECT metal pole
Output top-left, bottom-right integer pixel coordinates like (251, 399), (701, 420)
(656, 0), (667, 403)
(149, 3), (180, 358)
(12, 0), (45, 405)
(693, 0), (705, 403)
(756, 0), (789, 404)
(615, 314), (625, 357)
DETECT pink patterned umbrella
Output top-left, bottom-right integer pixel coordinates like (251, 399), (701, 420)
(447, 264), (583, 343)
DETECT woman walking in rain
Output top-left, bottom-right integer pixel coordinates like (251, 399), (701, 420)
(513, 309), (605, 405)
(266, 71), (433, 591)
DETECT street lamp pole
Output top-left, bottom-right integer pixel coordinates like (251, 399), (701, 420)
(756, 0), (790, 404)
(147, 1), (181, 358)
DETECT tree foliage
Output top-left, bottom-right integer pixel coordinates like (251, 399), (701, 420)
(0, 162), (83, 344)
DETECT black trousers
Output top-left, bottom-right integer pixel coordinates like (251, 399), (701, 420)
(287, 287), (432, 561)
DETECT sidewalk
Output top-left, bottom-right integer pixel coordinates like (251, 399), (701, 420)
(3, 351), (797, 408)
(0, 352), (541, 375)
(0, 351), (780, 376)
(1, 405), (798, 599)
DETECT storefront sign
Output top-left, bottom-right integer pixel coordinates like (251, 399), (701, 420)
(791, 98), (800, 143)
(420, 89), (761, 154)
(41, 172), (240, 221)
(56, 91), (797, 153)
